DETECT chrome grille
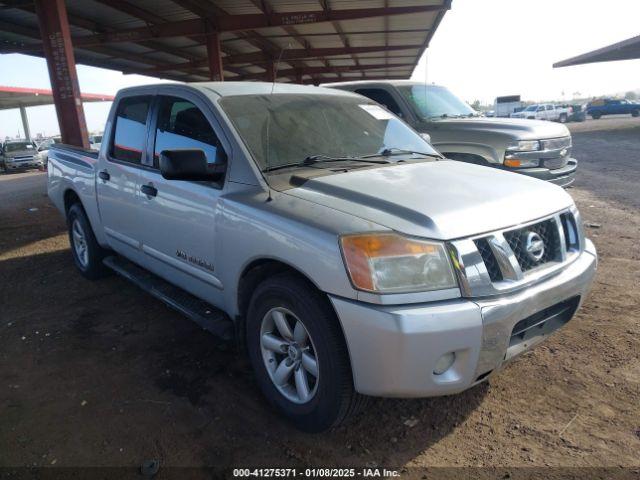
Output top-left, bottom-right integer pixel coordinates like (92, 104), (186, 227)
(449, 209), (582, 298)
(503, 218), (561, 272)
(474, 238), (502, 282)
(543, 156), (569, 170)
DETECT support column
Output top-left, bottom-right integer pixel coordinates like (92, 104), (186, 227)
(34, 0), (89, 148)
(19, 105), (31, 141)
(206, 30), (224, 81)
(294, 70), (302, 84)
(265, 61), (276, 82)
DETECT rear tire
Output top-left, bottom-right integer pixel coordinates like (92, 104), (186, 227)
(67, 203), (110, 280)
(246, 273), (367, 432)
(592, 113), (601, 120)
(559, 113), (568, 123)
(632, 110), (639, 118)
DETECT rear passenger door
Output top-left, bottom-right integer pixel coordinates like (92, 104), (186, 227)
(133, 91), (229, 305)
(97, 94), (152, 262)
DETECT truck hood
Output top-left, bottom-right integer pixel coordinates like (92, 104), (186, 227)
(285, 160), (573, 240)
(427, 116), (568, 140)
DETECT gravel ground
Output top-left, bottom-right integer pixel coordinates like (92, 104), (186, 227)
(1, 118), (639, 477)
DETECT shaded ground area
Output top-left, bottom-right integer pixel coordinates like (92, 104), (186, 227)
(1, 119), (639, 476)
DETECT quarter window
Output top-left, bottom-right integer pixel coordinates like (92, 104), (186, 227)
(111, 96), (151, 164)
(153, 96), (223, 168)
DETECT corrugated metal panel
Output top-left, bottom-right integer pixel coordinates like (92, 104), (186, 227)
(0, 0), (449, 82)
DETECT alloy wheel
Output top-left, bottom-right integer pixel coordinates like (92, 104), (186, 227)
(71, 219), (89, 268)
(260, 307), (319, 404)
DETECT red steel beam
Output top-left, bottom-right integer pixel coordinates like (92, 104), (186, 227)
(237, 62), (415, 81)
(143, 44), (424, 73)
(303, 74), (408, 85)
(205, 28), (224, 81)
(68, 5), (447, 45)
(33, 0), (89, 148)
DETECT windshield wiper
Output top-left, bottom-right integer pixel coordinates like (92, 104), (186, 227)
(361, 148), (443, 159)
(262, 154), (391, 172)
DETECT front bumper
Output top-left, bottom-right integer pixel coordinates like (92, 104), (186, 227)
(5, 160), (43, 170)
(330, 239), (597, 398)
(514, 158), (577, 188)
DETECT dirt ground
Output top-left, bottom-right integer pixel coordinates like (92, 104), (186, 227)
(1, 118), (639, 477)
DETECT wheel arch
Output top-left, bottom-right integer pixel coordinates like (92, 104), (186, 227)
(236, 258), (324, 322)
(63, 188), (83, 215)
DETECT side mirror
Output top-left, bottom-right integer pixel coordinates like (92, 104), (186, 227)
(419, 132), (432, 144)
(159, 148), (226, 181)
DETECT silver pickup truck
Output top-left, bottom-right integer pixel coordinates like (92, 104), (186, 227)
(329, 81), (577, 187)
(48, 82), (596, 432)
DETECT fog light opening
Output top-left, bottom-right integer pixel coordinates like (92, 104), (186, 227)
(433, 352), (456, 375)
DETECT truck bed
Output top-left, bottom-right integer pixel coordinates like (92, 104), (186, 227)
(47, 143), (107, 245)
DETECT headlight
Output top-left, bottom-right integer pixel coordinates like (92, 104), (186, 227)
(340, 233), (457, 293)
(506, 140), (540, 152)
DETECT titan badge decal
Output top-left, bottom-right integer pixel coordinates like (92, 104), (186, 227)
(176, 249), (215, 272)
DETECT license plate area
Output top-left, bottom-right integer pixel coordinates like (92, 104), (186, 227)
(505, 296), (580, 360)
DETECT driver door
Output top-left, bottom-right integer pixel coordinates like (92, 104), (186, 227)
(132, 90), (229, 305)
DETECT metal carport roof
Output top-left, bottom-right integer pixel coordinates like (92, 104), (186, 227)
(0, 85), (114, 110)
(0, 0), (451, 84)
(554, 34), (640, 68)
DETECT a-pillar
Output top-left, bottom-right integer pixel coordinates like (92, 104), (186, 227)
(34, 0), (89, 148)
(19, 105), (31, 141)
(206, 29), (224, 81)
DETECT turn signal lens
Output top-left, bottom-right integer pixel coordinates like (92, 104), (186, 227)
(340, 233), (457, 293)
(504, 158), (521, 168)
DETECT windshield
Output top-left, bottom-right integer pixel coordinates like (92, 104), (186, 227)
(4, 142), (34, 152)
(219, 94), (437, 171)
(397, 85), (476, 119)
(524, 105), (538, 111)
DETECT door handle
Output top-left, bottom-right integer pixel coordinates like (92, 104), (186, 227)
(141, 183), (158, 197)
(98, 170), (110, 181)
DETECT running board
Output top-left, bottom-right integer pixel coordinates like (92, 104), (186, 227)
(103, 255), (234, 341)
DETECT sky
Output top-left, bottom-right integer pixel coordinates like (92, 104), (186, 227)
(413, 0), (640, 104)
(1, 0), (639, 139)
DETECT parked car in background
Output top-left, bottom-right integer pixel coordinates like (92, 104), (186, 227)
(48, 82), (596, 431)
(0, 139), (43, 173)
(586, 98), (640, 119)
(38, 136), (62, 166)
(510, 104), (570, 123)
(329, 81), (577, 187)
(89, 134), (103, 151)
(567, 104), (586, 122)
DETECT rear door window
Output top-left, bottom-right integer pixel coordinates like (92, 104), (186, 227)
(110, 95), (151, 164)
(153, 96), (224, 168)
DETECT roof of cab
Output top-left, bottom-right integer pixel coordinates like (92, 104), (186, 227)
(117, 81), (361, 99)
(195, 81), (359, 98)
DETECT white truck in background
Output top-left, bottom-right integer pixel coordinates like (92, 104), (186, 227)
(511, 104), (570, 123)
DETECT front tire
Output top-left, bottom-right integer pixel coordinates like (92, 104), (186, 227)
(246, 273), (366, 432)
(67, 203), (110, 279)
(632, 110), (639, 118)
(559, 113), (568, 123)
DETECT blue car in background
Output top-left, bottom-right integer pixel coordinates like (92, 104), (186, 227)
(586, 98), (640, 119)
